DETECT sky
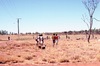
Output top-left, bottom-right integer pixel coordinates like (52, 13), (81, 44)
(0, 0), (100, 33)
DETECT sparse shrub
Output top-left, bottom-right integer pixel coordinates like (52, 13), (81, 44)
(42, 58), (47, 62)
(34, 61), (40, 64)
(20, 52), (34, 61)
(32, 55), (36, 57)
(9, 55), (24, 63)
(0, 55), (8, 64)
(17, 55), (21, 57)
(73, 56), (80, 60)
(57, 55), (70, 63)
(48, 59), (56, 63)
(0, 55), (24, 64)
(59, 59), (70, 63)
(24, 56), (33, 60)
(70, 55), (83, 63)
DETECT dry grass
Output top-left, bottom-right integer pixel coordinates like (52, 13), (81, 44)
(0, 54), (24, 64)
(0, 35), (100, 65)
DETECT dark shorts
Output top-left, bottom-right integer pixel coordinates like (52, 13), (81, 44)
(53, 40), (55, 43)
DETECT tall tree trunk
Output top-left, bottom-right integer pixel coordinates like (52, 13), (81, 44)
(88, 15), (93, 43)
(88, 33), (91, 43)
(88, 28), (91, 43)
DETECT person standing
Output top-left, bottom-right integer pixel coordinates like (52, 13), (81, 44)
(52, 33), (56, 47)
(55, 34), (59, 45)
(35, 34), (46, 49)
(8, 36), (10, 40)
(52, 33), (59, 47)
(36, 34), (44, 45)
(38, 34), (44, 45)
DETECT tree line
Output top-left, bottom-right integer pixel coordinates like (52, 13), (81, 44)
(0, 30), (8, 35)
(63, 29), (100, 35)
(0, 28), (100, 35)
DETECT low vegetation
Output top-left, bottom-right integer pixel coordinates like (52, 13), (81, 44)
(0, 35), (100, 65)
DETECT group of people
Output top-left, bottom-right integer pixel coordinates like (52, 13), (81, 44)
(35, 33), (59, 48)
(52, 33), (59, 47)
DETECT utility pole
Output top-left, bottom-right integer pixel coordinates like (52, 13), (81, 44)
(17, 18), (21, 39)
